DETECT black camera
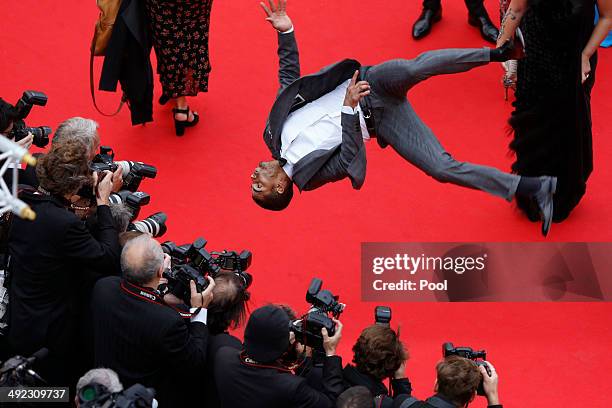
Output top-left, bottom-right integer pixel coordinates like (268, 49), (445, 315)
(79, 383), (156, 408)
(8, 91), (52, 148)
(0, 348), (48, 388)
(442, 342), (491, 396)
(161, 238), (253, 306)
(91, 146), (157, 192)
(128, 212), (167, 238)
(289, 278), (344, 351)
(109, 190), (151, 221)
(374, 306), (392, 326)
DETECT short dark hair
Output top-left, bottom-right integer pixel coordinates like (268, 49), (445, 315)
(0, 98), (17, 133)
(36, 139), (92, 197)
(253, 181), (294, 211)
(207, 272), (251, 335)
(436, 356), (481, 407)
(337, 386), (373, 408)
(352, 325), (407, 380)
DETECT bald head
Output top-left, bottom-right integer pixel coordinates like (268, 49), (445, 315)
(121, 234), (164, 287)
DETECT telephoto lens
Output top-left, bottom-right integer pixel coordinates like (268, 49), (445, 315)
(128, 212), (168, 237)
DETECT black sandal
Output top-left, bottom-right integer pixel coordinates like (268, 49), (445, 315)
(172, 107), (199, 136)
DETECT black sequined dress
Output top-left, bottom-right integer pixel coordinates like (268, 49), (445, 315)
(509, 0), (597, 222)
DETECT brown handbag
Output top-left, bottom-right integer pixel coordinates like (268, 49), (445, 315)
(91, 0), (123, 56)
(90, 0), (125, 116)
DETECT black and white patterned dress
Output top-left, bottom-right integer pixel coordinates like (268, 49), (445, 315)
(145, 0), (213, 99)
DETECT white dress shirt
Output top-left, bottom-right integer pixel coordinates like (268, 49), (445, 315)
(279, 79), (370, 179)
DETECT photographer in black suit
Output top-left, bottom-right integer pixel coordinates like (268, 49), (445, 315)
(343, 325), (411, 407)
(5, 132), (121, 388)
(215, 304), (345, 408)
(393, 356), (502, 408)
(92, 234), (215, 407)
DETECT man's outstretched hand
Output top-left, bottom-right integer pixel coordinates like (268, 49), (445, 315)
(260, 0), (293, 32)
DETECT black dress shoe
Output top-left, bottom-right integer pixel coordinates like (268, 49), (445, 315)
(412, 8), (442, 40)
(468, 13), (499, 43)
(490, 38), (526, 62)
(533, 176), (557, 237)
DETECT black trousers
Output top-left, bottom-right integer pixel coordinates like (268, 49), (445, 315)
(423, 0), (487, 16)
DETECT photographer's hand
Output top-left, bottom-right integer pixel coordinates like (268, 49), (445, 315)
(111, 166), (123, 193)
(479, 361), (500, 405)
(16, 133), (34, 151)
(321, 318), (343, 357)
(189, 276), (215, 309)
(94, 171), (113, 206)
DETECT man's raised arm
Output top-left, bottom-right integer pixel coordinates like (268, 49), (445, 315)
(260, 0), (300, 91)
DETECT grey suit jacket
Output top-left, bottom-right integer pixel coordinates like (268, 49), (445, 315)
(262, 31), (366, 192)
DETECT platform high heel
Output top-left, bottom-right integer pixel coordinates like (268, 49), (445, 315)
(173, 107), (199, 136)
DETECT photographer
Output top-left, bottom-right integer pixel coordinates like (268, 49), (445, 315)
(203, 272), (251, 407)
(92, 234), (215, 407)
(75, 368), (123, 407)
(5, 136), (121, 388)
(393, 356), (502, 408)
(343, 325), (411, 407)
(214, 304), (345, 408)
(0, 97), (35, 187)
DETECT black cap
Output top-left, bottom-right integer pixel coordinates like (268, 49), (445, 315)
(244, 305), (290, 363)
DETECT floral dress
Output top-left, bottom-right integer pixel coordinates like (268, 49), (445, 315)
(145, 0), (213, 99)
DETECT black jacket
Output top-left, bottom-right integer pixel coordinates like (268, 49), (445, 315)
(343, 364), (412, 408)
(92, 276), (209, 407)
(214, 346), (345, 408)
(263, 30), (367, 192)
(205, 332), (243, 408)
(100, 0), (153, 125)
(6, 191), (119, 356)
(393, 394), (503, 408)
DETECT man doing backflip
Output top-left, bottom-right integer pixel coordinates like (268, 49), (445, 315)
(250, 0), (556, 236)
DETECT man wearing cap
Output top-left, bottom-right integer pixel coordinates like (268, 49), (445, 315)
(214, 305), (345, 407)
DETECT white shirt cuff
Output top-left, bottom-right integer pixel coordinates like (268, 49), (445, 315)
(342, 106), (357, 115)
(190, 307), (208, 324)
(280, 26), (294, 34)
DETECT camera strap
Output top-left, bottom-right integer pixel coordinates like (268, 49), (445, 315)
(120, 280), (193, 319)
(240, 351), (293, 374)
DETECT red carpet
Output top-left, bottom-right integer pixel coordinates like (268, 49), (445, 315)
(2, 0), (611, 406)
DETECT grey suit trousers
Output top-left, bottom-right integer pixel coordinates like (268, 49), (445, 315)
(365, 48), (520, 201)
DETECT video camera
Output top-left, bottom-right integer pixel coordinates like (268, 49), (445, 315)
(289, 278), (345, 352)
(442, 342), (491, 396)
(78, 383), (157, 408)
(91, 146), (157, 192)
(0, 348), (48, 387)
(7, 91), (52, 148)
(161, 237), (253, 306)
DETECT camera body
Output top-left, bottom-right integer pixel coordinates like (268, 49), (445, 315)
(289, 278), (344, 351)
(79, 383), (156, 408)
(162, 238), (253, 306)
(374, 306), (392, 326)
(109, 190), (151, 221)
(8, 91), (52, 148)
(91, 146), (157, 192)
(442, 342), (491, 396)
